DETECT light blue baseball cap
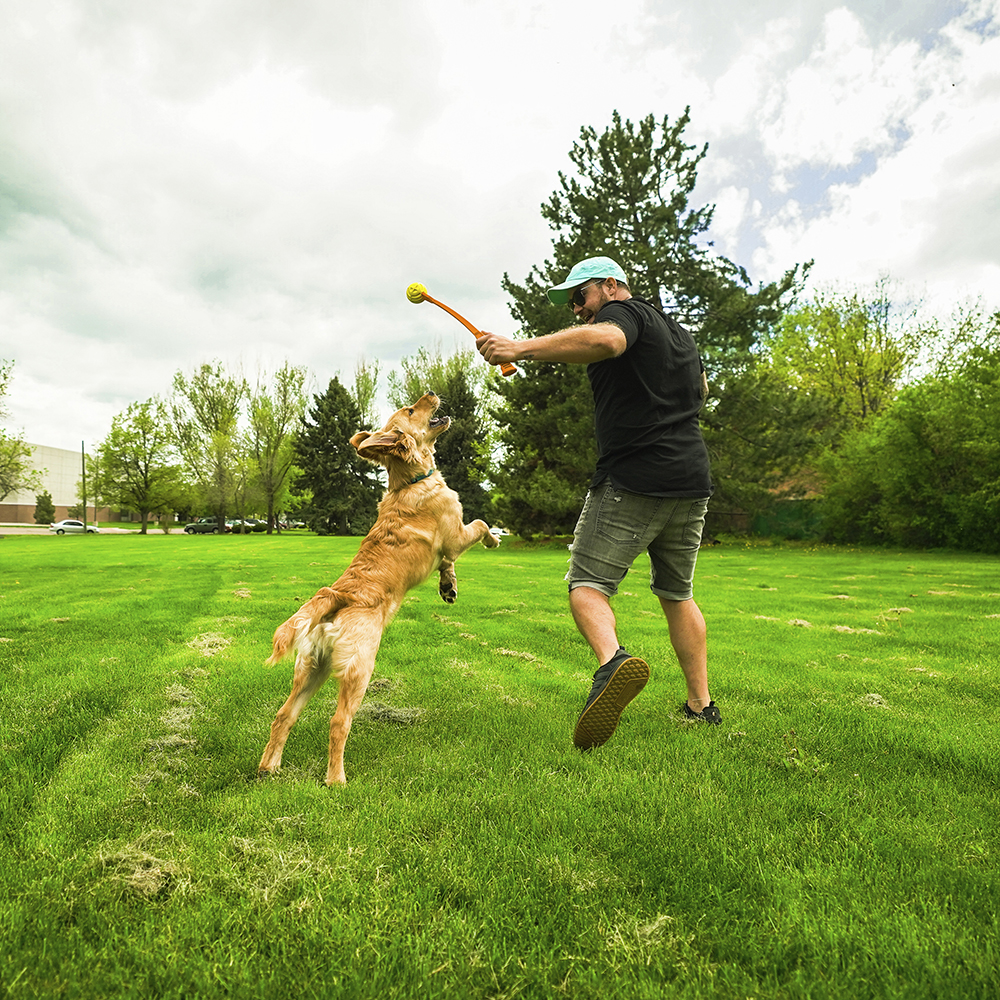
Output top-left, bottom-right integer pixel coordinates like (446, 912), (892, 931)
(547, 255), (629, 305)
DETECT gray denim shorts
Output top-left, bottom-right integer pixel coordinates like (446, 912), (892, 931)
(565, 480), (709, 601)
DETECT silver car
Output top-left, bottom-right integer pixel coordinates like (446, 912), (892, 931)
(49, 520), (100, 535)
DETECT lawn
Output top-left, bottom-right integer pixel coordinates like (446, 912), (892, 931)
(1, 533), (998, 999)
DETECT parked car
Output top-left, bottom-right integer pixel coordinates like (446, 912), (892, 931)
(49, 519), (100, 535)
(184, 518), (230, 534)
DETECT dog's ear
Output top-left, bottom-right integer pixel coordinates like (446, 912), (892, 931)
(355, 430), (401, 453)
(355, 430), (417, 464)
(352, 430), (390, 465)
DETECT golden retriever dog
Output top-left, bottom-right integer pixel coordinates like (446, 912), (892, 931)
(258, 392), (500, 785)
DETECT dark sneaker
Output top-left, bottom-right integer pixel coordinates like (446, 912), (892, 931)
(681, 700), (721, 725)
(573, 649), (649, 750)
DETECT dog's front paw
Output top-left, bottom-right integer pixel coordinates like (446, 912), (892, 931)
(439, 563), (458, 603)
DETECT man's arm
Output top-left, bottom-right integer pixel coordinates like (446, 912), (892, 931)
(476, 323), (627, 367)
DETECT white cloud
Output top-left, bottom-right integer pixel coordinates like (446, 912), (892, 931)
(1, 0), (998, 453)
(185, 66), (394, 166)
(706, 17), (800, 134)
(751, 0), (1000, 309)
(707, 186), (752, 257)
(759, 8), (924, 173)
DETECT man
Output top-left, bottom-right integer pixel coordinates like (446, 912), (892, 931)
(476, 255), (720, 749)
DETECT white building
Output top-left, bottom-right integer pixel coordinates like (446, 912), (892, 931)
(1, 443), (109, 524)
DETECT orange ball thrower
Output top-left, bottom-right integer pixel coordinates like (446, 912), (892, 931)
(406, 283), (517, 377)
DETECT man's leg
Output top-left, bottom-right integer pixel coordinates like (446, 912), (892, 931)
(570, 583), (649, 750)
(659, 597), (710, 711)
(565, 482), (653, 748)
(569, 585), (621, 665)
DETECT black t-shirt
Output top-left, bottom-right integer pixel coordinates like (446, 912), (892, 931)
(586, 296), (712, 497)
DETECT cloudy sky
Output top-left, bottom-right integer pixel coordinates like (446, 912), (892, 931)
(2, 0), (998, 451)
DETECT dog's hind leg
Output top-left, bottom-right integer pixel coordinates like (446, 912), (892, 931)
(258, 649), (333, 777)
(325, 615), (382, 785)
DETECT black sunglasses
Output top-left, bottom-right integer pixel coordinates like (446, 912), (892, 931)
(570, 280), (602, 308)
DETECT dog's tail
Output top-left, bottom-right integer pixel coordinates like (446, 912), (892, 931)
(265, 587), (351, 665)
(265, 618), (299, 665)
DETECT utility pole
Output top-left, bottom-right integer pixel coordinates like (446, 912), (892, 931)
(81, 441), (87, 531)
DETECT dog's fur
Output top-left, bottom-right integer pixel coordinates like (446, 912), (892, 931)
(257, 392), (500, 785)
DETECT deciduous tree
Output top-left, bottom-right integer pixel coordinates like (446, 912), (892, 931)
(0, 360), (42, 502)
(819, 310), (1000, 551)
(93, 398), (187, 533)
(248, 362), (307, 533)
(171, 362), (246, 527)
(765, 277), (930, 443)
(352, 357), (381, 430)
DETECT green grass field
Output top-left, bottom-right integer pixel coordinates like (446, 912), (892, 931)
(1, 533), (998, 999)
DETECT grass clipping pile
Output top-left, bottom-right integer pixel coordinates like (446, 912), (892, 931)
(97, 830), (186, 901)
(186, 632), (232, 657)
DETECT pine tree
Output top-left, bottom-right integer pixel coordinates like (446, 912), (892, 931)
(489, 361), (596, 536)
(294, 377), (382, 535)
(34, 491), (56, 524)
(492, 109), (810, 536)
(387, 347), (493, 523)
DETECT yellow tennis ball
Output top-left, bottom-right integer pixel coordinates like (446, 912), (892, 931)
(406, 282), (427, 303)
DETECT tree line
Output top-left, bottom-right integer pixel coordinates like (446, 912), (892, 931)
(4, 108), (997, 550)
(0, 360), (42, 505)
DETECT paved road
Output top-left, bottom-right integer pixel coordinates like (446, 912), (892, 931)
(0, 524), (139, 535)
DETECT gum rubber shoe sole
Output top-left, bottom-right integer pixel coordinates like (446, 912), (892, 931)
(573, 656), (649, 750)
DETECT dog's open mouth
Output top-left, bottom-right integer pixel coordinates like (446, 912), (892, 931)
(429, 416), (451, 430)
